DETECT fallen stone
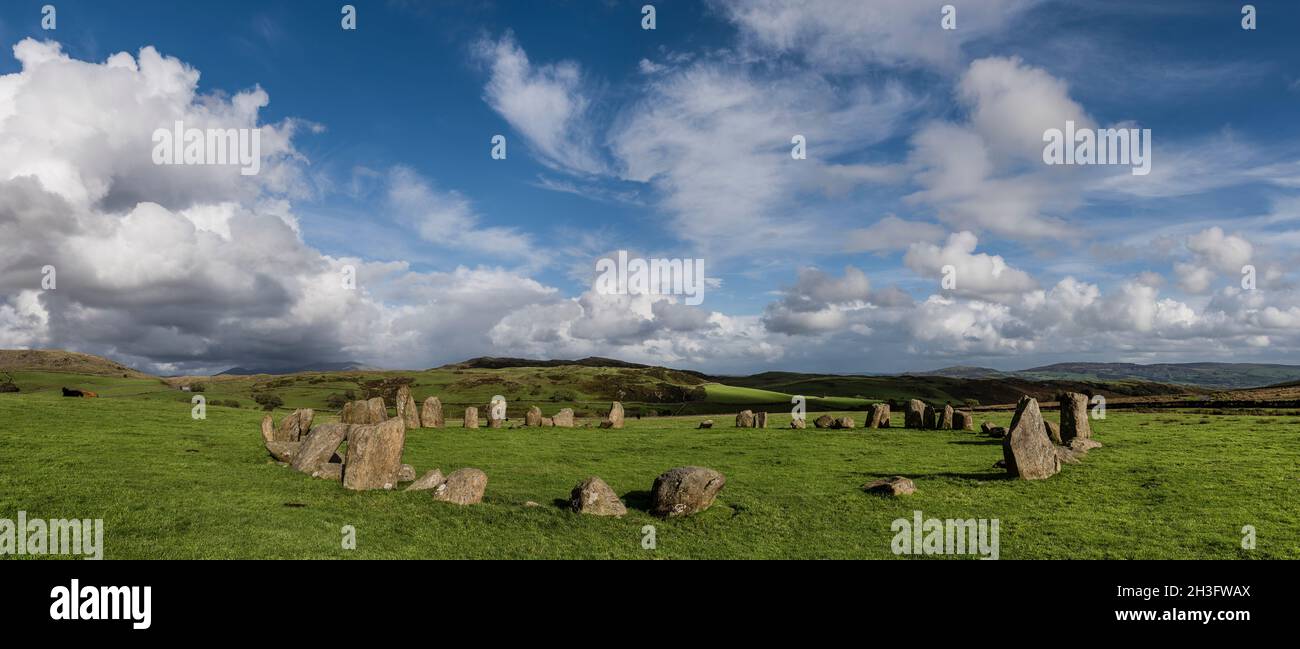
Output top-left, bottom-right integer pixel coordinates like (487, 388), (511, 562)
(863, 476), (916, 496)
(1054, 445), (1082, 465)
(432, 468), (487, 505)
(1068, 437), (1103, 453)
(698, 420), (714, 429)
(834, 416), (855, 429)
(266, 440), (300, 463)
(290, 422), (350, 475)
(398, 464), (416, 482)
(790, 417), (806, 429)
(404, 469), (446, 492)
(541, 417), (553, 427)
(569, 476), (627, 516)
(813, 414), (835, 429)
(311, 463), (342, 481)
(650, 466), (726, 518)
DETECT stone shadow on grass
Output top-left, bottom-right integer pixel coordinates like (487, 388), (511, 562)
(620, 490), (654, 513)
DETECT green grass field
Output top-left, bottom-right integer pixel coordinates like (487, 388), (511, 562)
(2, 381), (1297, 559)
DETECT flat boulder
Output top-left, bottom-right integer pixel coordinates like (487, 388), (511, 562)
(463, 407), (479, 428)
(552, 408), (575, 427)
(1001, 396), (1060, 480)
(1058, 392), (1093, 443)
(1054, 445), (1082, 465)
(697, 420), (714, 429)
(432, 468), (487, 505)
(834, 416), (855, 429)
(863, 476), (916, 496)
(395, 386), (420, 429)
(404, 469), (446, 492)
(1068, 437), (1103, 453)
(569, 476), (627, 516)
(650, 466), (726, 518)
(813, 414), (835, 429)
(290, 422), (350, 475)
(420, 397), (444, 428)
(525, 406), (543, 427)
(600, 402), (625, 429)
(790, 417), (806, 429)
(541, 417), (553, 427)
(735, 409), (755, 427)
(342, 418), (407, 491)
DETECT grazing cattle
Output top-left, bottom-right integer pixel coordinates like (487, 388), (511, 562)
(61, 387), (84, 397)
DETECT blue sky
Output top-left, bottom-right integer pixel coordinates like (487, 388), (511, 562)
(1, 1), (1299, 374)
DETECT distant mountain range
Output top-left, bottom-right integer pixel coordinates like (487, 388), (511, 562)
(913, 362), (1300, 389)
(216, 361), (378, 376)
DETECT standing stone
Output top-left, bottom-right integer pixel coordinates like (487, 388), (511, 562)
(405, 469), (446, 491)
(1058, 392), (1093, 443)
(873, 403), (894, 429)
(342, 418), (407, 491)
(940, 405), (954, 430)
(366, 397), (387, 423)
(420, 397), (444, 428)
(790, 416), (806, 429)
(953, 410), (974, 431)
(1001, 396), (1060, 480)
(395, 386), (420, 429)
(291, 422), (350, 475)
(432, 468), (487, 505)
(260, 415), (275, 444)
(463, 407), (479, 428)
(736, 410), (755, 427)
(1045, 420), (1062, 445)
(755, 412), (768, 428)
(600, 402), (625, 429)
(525, 406), (543, 427)
(813, 414), (834, 429)
(650, 466), (726, 518)
(905, 399), (926, 428)
(923, 404), (937, 429)
(569, 476), (627, 516)
(552, 408), (575, 427)
(487, 397), (506, 428)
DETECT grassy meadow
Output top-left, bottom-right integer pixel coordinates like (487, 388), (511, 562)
(1, 374), (1297, 559)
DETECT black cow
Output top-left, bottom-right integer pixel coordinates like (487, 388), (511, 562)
(61, 387), (84, 397)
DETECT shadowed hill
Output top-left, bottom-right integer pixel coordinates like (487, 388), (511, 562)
(0, 349), (152, 379)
